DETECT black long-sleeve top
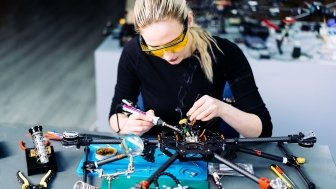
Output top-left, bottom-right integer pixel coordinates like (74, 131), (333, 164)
(109, 36), (272, 137)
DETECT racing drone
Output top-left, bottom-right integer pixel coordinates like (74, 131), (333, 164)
(62, 100), (317, 189)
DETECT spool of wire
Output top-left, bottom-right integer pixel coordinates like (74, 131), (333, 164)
(29, 125), (49, 164)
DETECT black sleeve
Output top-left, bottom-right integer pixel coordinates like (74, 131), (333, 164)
(221, 39), (273, 137)
(108, 39), (141, 118)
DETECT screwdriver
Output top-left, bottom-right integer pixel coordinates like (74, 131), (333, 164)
(270, 164), (296, 189)
(121, 100), (182, 133)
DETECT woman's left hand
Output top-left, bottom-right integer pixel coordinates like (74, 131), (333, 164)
(186, 95), (224, 122)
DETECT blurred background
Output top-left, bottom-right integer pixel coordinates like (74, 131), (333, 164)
(0, 0), (126, 129)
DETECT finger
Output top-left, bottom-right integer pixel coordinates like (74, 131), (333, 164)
(187, 96), (207, 117)
(190, 106), (207, 121)
(128, 122), (152, 134)
(146, 109), (155, 116)
(144, 109), (155, 122)
(126, 115), (152, 127)
(193, 97), (219, 121)
(134, 119), (154, 128)
(140, 120), (154, 127)
(196, 106), (216, 121)
(189, 101), (211, 121)
(129, 113), (152, 122)
(200, 114), (214, 122)
(129, 113), (143, 120)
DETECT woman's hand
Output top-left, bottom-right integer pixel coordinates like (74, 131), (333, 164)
(119, 110), (155, 136)
(187, 95), (224, 122)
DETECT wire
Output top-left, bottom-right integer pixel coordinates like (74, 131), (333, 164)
(153, 172), (181, 189)
(115, 104), (123, 133)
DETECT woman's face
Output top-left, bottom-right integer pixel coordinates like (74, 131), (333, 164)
(140, 18), (192, 65)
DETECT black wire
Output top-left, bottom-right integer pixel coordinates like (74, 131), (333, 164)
(115, 104), (123, 133)
(153, 172), (181, 189)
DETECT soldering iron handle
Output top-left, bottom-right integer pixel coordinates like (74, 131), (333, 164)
(89, 138), (122, 144)
(96, 154), (127, 167)
(91, 138), (158, 145)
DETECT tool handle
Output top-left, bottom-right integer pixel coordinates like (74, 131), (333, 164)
(270, 165), (293, 188)
(122, 104), (146, 116)
(271, 164), (284, 174)
(40, 170), (54, 187)
(17, 171), (30, 189)
(122, 104), (162, 125)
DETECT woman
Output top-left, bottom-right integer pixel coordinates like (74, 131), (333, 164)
(109, 0), (272, 138)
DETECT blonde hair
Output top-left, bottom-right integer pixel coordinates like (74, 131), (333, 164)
(134, 0), (222, 83)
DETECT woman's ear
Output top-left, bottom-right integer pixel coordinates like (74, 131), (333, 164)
(187, 11), (194, 27)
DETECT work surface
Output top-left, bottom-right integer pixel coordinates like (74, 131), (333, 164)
(1, 123), (336, 189)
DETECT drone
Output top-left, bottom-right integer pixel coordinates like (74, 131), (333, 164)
(62, 100), (317, 189)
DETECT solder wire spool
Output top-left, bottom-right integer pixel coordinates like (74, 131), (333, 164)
(29, 125), (49, 164)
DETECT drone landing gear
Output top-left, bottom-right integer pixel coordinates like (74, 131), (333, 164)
(138, 153), (179, 189)
(214, 153), (273, 189)
(278, 142), (315, 189)
(222, 141), (315, 189)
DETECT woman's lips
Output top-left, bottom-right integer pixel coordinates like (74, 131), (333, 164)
(168, 57), (178, 62)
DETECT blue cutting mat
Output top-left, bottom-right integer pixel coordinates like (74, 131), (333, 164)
(76, 144), (208, 181)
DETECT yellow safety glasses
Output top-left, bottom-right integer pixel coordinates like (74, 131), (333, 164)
(139, 17), (189, 57)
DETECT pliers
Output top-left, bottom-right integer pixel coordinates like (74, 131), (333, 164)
(17, 170), (54, 189)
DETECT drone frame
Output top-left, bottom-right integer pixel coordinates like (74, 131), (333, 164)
(62, 128), (316, 189)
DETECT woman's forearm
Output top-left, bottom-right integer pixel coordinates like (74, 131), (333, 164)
(219, 102), (262, 137)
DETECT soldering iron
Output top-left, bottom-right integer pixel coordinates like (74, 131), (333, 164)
(121, 99), (182, 134)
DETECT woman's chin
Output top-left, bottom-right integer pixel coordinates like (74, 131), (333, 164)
(166, 57), (181, 65)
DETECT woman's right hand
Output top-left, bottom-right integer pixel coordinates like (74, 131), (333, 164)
(119, 110), (155, 136)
